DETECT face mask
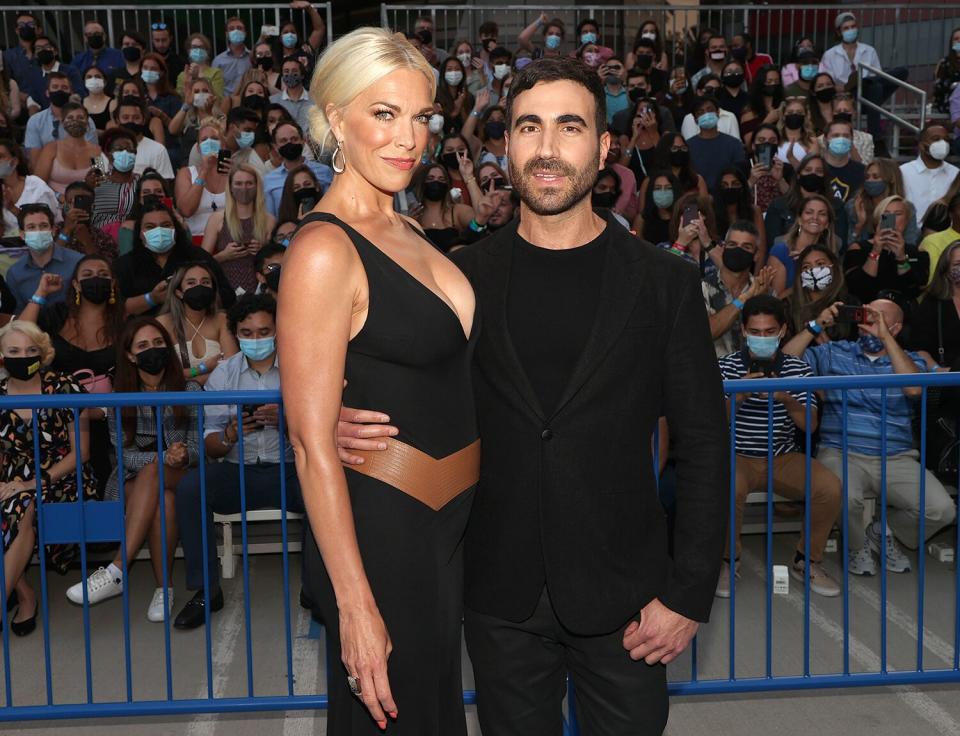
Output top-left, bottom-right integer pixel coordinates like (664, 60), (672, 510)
(228, 29), (246, 45)
(828, 136), (852, 156)
(800, 64), (818, 81)
(669, 149), (689, 167)
(652, 189), (674, 209)
(141, 69), (160, 85)
(0, 161), (15, 178)
(722, 245), (755, 273)
(800, 265), (833, 291)
(294, 186), (319, 206)
(37, 49), (56, 66)
(85, 77), (105, 93)
(242, 93), (266, 109)
(629, 87), (647, 103)
(580, 32), (597, 45)
(697, 112), (718, 130)
(417, 29), (433, 46)
(493, 63), (510, 80)
(277, 141), (302, 161)
(798, 173), (825, 193)
(48, 90), (70, 108)
(444, 70), (463, 87)
(198, 138), (221, 157)
(731, 46), (748, 61)
(583, 52), (600, 67)
(710, 51), (727, 61)
(122, 46), (142, 62)
(88, 33), (105, 50)
(142, 226), (176, 253)
(282, 73), (302, 89)
(842, 28), (859, 44)
(423, 180), (449, 202)
(928, 139), (951, 161)
(79, 276), (112, 305)
(255, 56), (274, 71)
(953, 42), (960, 54)
(193, 92), (211, 108)
(863, 179), (886, 198)
(814, 87), (836, 104)
(24, 230), (54, 252)
(18, 25), (36, 42)
(236, 130), (256, 149)
(428, 114), (444, 134)
(3, 356), (41, 381)
(264, 267), (281, 292)
(858, 333), (885, 354)
(441, 152), (461, 170)
(720, 186), (743, 205)
(723, 72), (744, 88)
(545, 34), (561, 50)
(784, 112), (805, 130)
(949, 264), (960, 284)
(642, 32), (657, 42)
(136, 346), (168, 375)
(281, 32), (298, 49)
(232, 186), (255, 204)
(239, 336), (276, 361)
(833, 111), (852, 124)
(182, 284), (215, 310)
(485, 120), (506, 140)
(592, 191), (617, 209)
(457, 52), (472, 67)
(64, 120), (87, 138)
(189, 47), (208, 64)
(762, 83), (780, 97)
(746, 334), (780, 359)
(124, 121), (148, 138)
(635, 53), (653, 68)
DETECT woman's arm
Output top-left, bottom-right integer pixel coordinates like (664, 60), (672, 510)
(277, 221), (397, 725)
(517, 13), (546, 53)
(149, 116), (166, 146)
(8, 80), (20, 120)
(218, 312), (239, 356)
(175, 163), (209, 217)
(696, 174), (709, 198)
(33, 143), (56, 183)
(168, 106), (189, 136)
(453, 203), (476, 231)
(200, 210), (222, 254)
(752, 206), (768, 268)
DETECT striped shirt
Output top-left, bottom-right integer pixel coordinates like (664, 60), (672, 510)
(802, 341), (928, 456)
(719, 350), (818, 457)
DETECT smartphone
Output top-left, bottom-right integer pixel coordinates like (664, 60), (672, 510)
(756, 143), (773, 168)
(748, 359), (776, 378)
(260, 24), (279, 37)
(681, 204), (699, 227)
(241, 403), (266, 416)
(217, 148), (232, 172)
(880, 212), (896, 232)
(835, 305), (866, 324)
(73, 194), (93, 212)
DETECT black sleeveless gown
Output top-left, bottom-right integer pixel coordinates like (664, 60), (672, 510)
(295, 212), (478, 736)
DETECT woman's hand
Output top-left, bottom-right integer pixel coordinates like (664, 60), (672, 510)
(456, 149), (474, 181)
(221, 241), (248, 261)
(0, 479), (33, 500)
(36, 272), (63, 299)
(245, 238), (263, 256)
(164, 441), (189, 468)
(675, 221), (699, 247)
(339, 603), (397, 729)
(882, 228), (906, 261)
(472, 87), (490, 115)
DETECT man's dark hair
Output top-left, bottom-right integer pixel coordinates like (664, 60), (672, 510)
(626, 67), (649, 83)
(633, 37), (656, 53)
(114, 97), (147, 122)
(595, 167), (622, 197)
(736, 31), (755, 47)
(18, 203), (55, 230)
(46, 71), (69, 88)
(254, 243), (286, 272)
(490, 46), (512, 63)
(271, 119), (303, 143)
(576, 18), (599, 36)
(727, 218), (759, 238)
(696, 73), (720, 91)
(921, 120), (951, 140)
(228, 292), (277, 334)
(227, 106), (260, 128)
(742, 294), (786, 326)
(826, 118), (853, 137)
(693, 95), (719, 116)
(65, 181), (94, 200)
(505, 57), (606, 133)
(122, 29), (147, 47)
(281, 56), (306, 76)
(478, 21), (498, 38)
(35, 35), (55, 49)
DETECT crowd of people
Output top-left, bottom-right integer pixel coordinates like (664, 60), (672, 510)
(0, 9), (957, 633)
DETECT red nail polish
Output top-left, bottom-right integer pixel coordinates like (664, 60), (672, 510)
(389, 710), (398, 719)
(377, 720), (387, 730)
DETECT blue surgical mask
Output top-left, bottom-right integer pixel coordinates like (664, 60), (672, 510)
(281, 32), (298, 49)
(828, 136), (852, 156)
(228, 29), (246, 45)
(237, 130), (255, 149)
(199, 138), (221, 157)
(858, 333), (885, 354)
(580, 32), (597, 45)
(545, 34), (561, 50)
(746, 334), (780, 359)
(140, 69), (160, 85)
(239, 336), (276, 361)
(697, 112), (719, 130)
(111, 149), (136, 173)
(953, 42), (960, 54)
(842, 28), (859, 44)
(24, 230), (53, 252)
(189, 47), (208, 64)
(142, 226), (176, 253)
(800, 64), (818, 81)
(652, 189), (674, 209)
(863, 179), (886, 197)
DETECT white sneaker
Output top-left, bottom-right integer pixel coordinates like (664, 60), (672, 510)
(848, 545), (878, 576)
(66, 567), (123, 605)
(147, 587), (174, 623)
(866, 521), (911, 573)
(790, 559), (841, 597)
(715, 560), (741, 598)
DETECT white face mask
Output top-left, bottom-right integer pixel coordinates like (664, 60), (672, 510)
(428, 114), (444, 134)
(457, 52), (472, 68)
(193, 92), (211, 109)
(929, 139), (951, 161)
(493, 63), (510, 80)
(85, 77), (105, 92)
(444, 70), (463, 87)
(800, 265), (833, 291)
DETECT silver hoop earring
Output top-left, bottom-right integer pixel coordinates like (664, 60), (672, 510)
(332, 140), (345, 174)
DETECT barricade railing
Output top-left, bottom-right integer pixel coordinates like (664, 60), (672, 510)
(856, 62), (928, 157)
(0, 372), (957, 724)
(0, 4), (333, 66)
(381, 4), (960, 94)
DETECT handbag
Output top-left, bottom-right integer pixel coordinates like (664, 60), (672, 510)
(73, 368), (113, 394)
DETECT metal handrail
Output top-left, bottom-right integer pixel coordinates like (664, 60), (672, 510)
(855, 61), (928, 135)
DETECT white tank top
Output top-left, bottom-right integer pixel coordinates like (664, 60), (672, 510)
(183, 166), (227, 237)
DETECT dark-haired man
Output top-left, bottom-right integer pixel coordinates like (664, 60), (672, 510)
(174, 293), (304, 629)
(270, 57), (311, 131)
(263, 120), (333, 215)
(22, 36), (82, 111)
(24, 72), (97, 160)
(150, 19), (185, 83)
(115, 98), (174, 178)
(8, 203), (83, 313)
(687, 96), (746, 190)
(225, 106), (268, 173)
(254, 243), (285, 297)
(731, 32), (773, 84)
(338, 56), (728, 735)
(4, 13), (41, 87)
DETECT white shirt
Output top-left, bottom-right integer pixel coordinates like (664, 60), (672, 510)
(900, 157), (960, 226)
(135, 136), (174, 179)
(681, 108), (741, 141)
(2, 175), (62, 236)
(820, 42), (882, 85)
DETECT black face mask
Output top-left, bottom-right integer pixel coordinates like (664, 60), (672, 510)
(592, 191), (617, 209)
(762, 84), (780, 97)
(264, 267), (281, 293)
(181, 284), (215, 311)
(628, 87), (648, 103)
(784, 113), (805, 130)
(423, 180), (449, 202)
(255, 56), (274, 71)
(122, 46), (142, 62)
(720, 186), (743, 205)
(799, 173), (825, 193)
(88, 33), (105, 51)
(722, 246), (755, 273)
(723, 72), (744, 88)
(18, 25), (36, 42)
(417, 29), (433, 46)
(293, 186), (319, 205)
(731, 46), (749, 61)
(135, 346), (168, 375)
(441, 152), (461, 171)
(833, 112), (852, 124)
(814, 87), (836, 104)
(48, 89), (70, 108)
(3, 356), (41, 381)
(36, 49), (56, 66)
(125, 122), (148, 137)
(277, 142), (302, 161)
(242, 94), (266, 110)
(669, 149), (689, 167)
(635, 53), (653, 68)
(485, 121), (506, 140)
(79, 276), (112, 305)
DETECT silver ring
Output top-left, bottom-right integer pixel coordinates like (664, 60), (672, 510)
(347, 675), (361, 696)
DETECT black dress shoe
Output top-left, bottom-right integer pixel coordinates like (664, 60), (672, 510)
(174, 588), (223, 630)
(11, 602), (37, 637)
(5, 590), (17, 613)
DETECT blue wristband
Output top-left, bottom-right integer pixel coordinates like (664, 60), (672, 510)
(144, 291), (156, 308)
(57, 232), (70, 243)
(732, 298), (745, 311)
(198, 361), (207, 375)
(807, 319), (823, 336)
(30, 294), (47, 306)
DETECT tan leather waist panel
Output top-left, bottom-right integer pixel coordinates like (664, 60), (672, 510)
(346, 438), (480, 511)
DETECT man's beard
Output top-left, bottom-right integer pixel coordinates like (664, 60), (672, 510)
(509, 152), (599, 216)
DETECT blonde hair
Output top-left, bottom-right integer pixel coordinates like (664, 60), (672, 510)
(872, 194), (907, 231)
(307, 27), (436, 154)
(226, 163), (271, 244)
(0, 320), (55, 367)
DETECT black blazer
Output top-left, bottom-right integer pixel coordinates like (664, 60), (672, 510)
(452, 213), (729, 635)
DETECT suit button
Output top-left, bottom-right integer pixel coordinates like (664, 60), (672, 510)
(541, 429), (553, 441)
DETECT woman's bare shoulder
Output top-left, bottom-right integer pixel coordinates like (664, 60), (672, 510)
(286, 218), (360, 273)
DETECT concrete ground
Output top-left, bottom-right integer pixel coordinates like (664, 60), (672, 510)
(2, 524), (960, 736)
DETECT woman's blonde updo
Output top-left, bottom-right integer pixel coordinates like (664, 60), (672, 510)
(307, 27), (437, 153)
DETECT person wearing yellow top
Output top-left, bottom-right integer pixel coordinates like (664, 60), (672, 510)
(919, 191), (960, 285)
(175, 33), (225, 99)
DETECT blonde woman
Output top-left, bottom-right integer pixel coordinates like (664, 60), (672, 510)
(769, 193), (838, 295)
(846, 158), (919, 244)
(278, 28), (477, 733)
(174, 118), (228, 243)
(776, 97), (820, 169)
(201, 163), (275, 292)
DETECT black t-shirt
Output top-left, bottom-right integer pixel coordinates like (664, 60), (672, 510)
(827, 159), (865, 204)
(507, 222), (609, 414)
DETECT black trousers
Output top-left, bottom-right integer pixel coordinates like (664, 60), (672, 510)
(465, 587), (668, 736)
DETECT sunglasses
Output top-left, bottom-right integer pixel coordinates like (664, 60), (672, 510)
(151, 22), (169, 31)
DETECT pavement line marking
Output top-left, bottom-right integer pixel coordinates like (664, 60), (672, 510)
(282, 606), (323, 736)
(185, 582), (247, 736)
(739, 549), (960, 736)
